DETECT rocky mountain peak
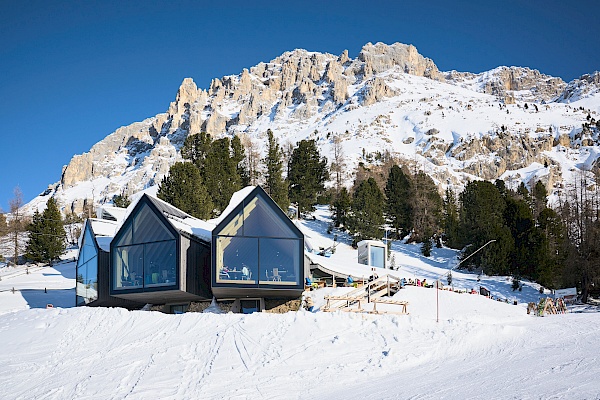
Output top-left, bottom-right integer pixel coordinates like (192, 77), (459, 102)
(31, 42), (600, 216)
(446, 66), (566, 103)
(357, 42), (444, 81)
(556, 71), (600, 102)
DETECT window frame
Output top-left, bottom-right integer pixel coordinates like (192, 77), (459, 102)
(110, 197), (180, 294)
(212, 187), (304, 291)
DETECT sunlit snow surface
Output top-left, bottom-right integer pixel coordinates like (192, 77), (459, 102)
(1, 215), (599, 399)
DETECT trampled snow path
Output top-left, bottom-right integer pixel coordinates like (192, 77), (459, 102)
(1, 307), (599, 399)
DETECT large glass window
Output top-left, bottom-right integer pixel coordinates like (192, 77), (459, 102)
(243, 193), (297, 238)
(144, 241), (176, 287)
(214, 191), (301, 287)
(134, 204), (174, 243)
(259, 238), (300, 285)
(114, 245), (144, 289)
(113, 202), (178, 291)
(216, 237), (258, 284)
(76, 225), (99, 305)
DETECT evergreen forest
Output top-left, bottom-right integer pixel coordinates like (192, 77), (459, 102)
(1, 130), (597, 302)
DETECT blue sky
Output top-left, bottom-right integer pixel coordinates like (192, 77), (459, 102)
(1, 0), (599, 211)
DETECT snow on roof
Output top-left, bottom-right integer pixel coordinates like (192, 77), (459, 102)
(108, 186), (260, 244)
(89, 218), (119, 237)
(208, 186), (256, 227)
(166, 216), (214, 243)
(357, 239), (386, 247)
(144, 194), (215, 243)
(96, 205), (128, 223)
(76, 218), (120, 255)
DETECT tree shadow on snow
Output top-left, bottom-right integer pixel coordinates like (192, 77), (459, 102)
(49, 261), (76, 280)
(19, 288), (75, 309)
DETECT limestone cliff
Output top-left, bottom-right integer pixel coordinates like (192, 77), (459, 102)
(33, 42), (599, 215)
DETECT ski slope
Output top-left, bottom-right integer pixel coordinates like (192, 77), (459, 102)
(1, 214), (599, 399)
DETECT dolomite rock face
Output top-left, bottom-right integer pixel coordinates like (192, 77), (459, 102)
(357, 42), (444, 81)
(556, 71), (600, 102)
(446, 67), (566, 103)
(362, 77), (398, 106)
(42, 42), (600, 214)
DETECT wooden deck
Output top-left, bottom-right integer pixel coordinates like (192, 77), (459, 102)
(322, 275), (409, 315)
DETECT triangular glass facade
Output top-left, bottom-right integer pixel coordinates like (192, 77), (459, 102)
(76, 222), (98, 305)
(112, 200), (177, 291)
(214, 188), (302, 288)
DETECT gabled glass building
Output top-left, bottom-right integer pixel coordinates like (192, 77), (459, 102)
(76, 221), (101, 306)
(109, 194), (211, 304)
(212, 186), (305, 299)
(77, 218), (143, 308)
(84, 186), (306, 311)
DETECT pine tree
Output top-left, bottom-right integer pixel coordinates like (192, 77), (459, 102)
(231, 135), (250, 187)
(532, 180), (548, 218)
(411, 171), (442, 242)
(347, 177), (384, 241)
(181, 132), (212, 171)
(157, 162), (213, 219)
(288, 139), (328, 216)
(25, 198), (66, 265)
(112, 194), (131, 208)
(263, 129), (289, 211)
(332, 187), (351, 228)
(442, 187), (460, 248)
(384, 165), (412, 238)
(458, 180), (513, 274)
(203, 138), (241, 213)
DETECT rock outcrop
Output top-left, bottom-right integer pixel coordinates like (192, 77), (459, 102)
(446, 67), (566, 103)
(41, 42), (600, 215)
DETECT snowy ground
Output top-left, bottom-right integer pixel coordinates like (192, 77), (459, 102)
(1, 212), (599, 399)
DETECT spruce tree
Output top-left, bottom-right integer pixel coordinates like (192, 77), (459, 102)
(263, 129), (289, 211)
(25, 198), (66, 265)
(25, 211), (44, 262)
(112, 194), (131, 208)
(332, 187), (351, 228)
(411, 171), (442, 242)
(181, 132), (212, 171)
(532, 180), (548, 217)
(348, 177), (385, 241)
(503, 196), (537, 278)
(231, 135), (250, 187)
(157, 162), (213, 219)
(458, 180), (513, 274)
(203, 137), (242, 213)
(288, 139), (328, 216)
(384, 165), (412, 238)
(537, 207), (567, 289)
(442, 187), (460, 248)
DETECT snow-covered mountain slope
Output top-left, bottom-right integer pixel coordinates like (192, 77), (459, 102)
(26, 42), (600, 214)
